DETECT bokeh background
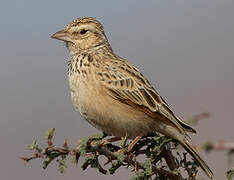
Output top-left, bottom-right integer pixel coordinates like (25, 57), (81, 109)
(1, 0), (234, 179)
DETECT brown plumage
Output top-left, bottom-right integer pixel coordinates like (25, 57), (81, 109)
(51, 17), (213, 179)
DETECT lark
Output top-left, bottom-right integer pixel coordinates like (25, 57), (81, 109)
(51, 17), (213, 179)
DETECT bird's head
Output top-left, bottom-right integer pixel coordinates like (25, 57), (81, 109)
(51, 17), (109, 54)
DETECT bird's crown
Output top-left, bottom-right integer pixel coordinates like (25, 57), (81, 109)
(66, 17), (104, 33)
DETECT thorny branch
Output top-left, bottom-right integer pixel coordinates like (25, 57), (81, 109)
(20, 113), (234, 180)
(21, 129), (185, 180)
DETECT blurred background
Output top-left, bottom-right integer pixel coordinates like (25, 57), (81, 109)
(1, 0), (234, 179)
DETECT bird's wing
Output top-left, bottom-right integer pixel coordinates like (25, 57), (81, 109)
(96, 58), (196, 134)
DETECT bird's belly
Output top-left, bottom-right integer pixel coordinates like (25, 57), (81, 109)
(83, 97), (154, 138)
(68, 75), (153, 138)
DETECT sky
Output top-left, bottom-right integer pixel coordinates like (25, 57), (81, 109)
(1, 0), (234, 180)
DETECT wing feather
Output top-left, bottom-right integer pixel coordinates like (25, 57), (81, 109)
(96, 59), (196, 134)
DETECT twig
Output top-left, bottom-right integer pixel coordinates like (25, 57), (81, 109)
(161, 148), (178, 170)
(21, 142), (183, 179)
(197, 140), (234, 152)
(90, 145), (184, 180)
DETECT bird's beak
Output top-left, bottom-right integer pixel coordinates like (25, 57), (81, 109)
(51, 29), (73, 43)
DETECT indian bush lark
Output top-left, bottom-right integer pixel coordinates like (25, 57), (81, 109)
(51, 17), (213, 179)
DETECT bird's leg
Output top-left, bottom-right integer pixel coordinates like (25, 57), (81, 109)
(127, 135), (143, 152)
(100, 136), (121, 145)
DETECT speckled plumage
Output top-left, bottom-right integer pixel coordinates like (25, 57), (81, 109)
(51, 17), (213, 179)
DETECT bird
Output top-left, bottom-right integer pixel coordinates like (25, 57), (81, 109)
(51, 17), (213, 179)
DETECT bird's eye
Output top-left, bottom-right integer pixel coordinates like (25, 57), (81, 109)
(80, 29), (88, 35)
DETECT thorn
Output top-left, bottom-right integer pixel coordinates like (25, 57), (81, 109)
(20, 157), (29, 166)
(47, 140), (53, 147)
(72, 151), (79, 166)
(63, 138), (68, 149)
(76, 141), (80, 151)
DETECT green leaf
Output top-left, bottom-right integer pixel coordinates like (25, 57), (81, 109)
(90, 156), (99, 168)
(117, 150), (125, 163)
(120, 135), (128, 148)
(58, 155), (67, 173)
(89, 132), (106, 140)
(152, 136), (172, 157)
(45, 128), (55, 141)
(226, 167), (234, 180)
(28, 139), (38, 150)
(130, 176), (140, 180)
(109, 161), (121, 174)
(42, 158), (53, 169)
(42, 160), (49, 169)
(81, 155), (99, 170)
(129, 172), (145, 180)
(79, 138), (89, 157)
(42, 151), (60, 169)
(143, 159), (152, 176)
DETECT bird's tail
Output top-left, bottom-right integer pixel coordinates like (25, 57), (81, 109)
(181, 139), (214, 179)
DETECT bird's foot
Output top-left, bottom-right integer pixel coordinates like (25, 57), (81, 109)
(100, 137), (121, 146)
(127, 135), (143, 152)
